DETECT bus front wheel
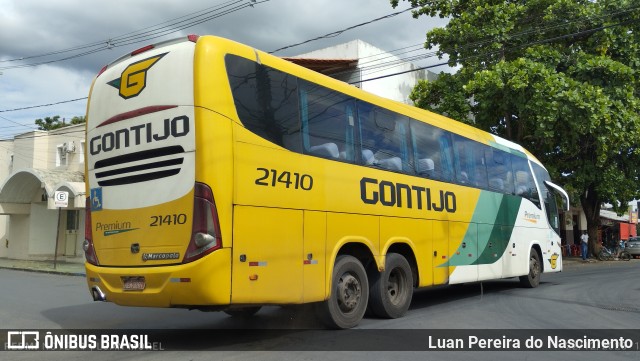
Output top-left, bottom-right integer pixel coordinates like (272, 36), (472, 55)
(519, 249), (541, 288)
(368, 253), (413, 319)
(316, 255), (369, 329)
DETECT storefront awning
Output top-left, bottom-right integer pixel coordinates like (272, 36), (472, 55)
(600, 209), (632, 223)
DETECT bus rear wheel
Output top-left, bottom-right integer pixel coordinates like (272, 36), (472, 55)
(520, 249), (541, 288)
(316, 255), (369, 329)
(368, 253), (413, 319)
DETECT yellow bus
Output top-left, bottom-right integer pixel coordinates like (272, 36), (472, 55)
(84, 35), (569, 328)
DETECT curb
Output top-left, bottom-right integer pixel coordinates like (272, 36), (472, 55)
(0, 264), (86, 277)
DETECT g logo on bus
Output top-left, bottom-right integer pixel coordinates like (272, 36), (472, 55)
(549, 253), (559, 269)
(107, 52), (167, 99)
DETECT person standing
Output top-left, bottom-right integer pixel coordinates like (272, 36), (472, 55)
(580, 230), (589, 261)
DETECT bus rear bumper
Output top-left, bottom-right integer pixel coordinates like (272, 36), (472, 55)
(85, 248), (231, 308)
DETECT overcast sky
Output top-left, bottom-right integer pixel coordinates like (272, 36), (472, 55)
(0, 0), (448, 139)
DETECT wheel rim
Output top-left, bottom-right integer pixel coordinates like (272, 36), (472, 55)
(530, 255), (540, 279)
(387, 268), (407, 306)
(337, 273), (362, 313)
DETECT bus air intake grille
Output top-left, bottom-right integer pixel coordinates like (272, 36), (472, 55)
(94, 145), (184, 186)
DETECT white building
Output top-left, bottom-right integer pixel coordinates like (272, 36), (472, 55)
(286, 39), (438, 104)
(0, 124), (85, 262)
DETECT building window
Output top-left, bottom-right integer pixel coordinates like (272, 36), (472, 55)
(66, 210), (80, 231)
(56, 144), (67, 167)
(79, 141), (85, 165)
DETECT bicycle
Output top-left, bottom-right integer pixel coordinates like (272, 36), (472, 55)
(598, 244), (631, 261)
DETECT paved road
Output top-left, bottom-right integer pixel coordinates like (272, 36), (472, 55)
(1, 260), (639, 360)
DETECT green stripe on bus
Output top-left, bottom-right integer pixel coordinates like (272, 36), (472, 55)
(474, 194), (521, 265)
(445, 192), (522, 267)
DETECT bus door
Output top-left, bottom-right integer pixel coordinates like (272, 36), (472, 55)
(231, 206), (304, 304)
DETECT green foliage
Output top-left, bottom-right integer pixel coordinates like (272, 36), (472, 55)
(392, 0), (640, 239)
(35, 115), (85, 130)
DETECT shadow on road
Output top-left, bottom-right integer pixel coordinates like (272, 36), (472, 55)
(408, 278), (527, 312)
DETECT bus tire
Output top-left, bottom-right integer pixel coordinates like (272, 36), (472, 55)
(223, 306), (261, 318)
(368, 253), (413, 319)
(316, 255), (369, 329)
(519, 249), (541, 288)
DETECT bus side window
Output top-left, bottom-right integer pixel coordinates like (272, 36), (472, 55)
(453, 135), (488, 188)
(357, 102), (413, 173)
(438, 133), (455, 182)
(225, 54), (302, 151)
(299, 80), (356, 162)
(486, 147), (514, 194)
(410, 120), (444, 180)
(511, 155), (540, 208)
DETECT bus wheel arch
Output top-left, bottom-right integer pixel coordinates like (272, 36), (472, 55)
(520, 245), (542, 288)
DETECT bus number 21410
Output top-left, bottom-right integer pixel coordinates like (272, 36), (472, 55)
(150, 214), (187, 226)
(255, 168), (313, 190)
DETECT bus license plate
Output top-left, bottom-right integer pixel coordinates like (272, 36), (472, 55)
(122, 276), (145, 291)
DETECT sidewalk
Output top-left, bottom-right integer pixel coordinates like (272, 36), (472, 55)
(563, 255), (597, 266)
(0, 257), (86, 276)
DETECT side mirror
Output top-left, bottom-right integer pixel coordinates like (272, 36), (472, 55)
(544, 181), (570, 211)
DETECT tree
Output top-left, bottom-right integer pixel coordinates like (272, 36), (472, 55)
(69, 115), (86, 125)
(35, 115), (85, 130)
(391, 0), (640, 256)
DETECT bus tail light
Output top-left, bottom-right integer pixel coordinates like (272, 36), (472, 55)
(183, 183), (222, 263)
(84, 198), (100, 266)
(131, 44), (155, 56)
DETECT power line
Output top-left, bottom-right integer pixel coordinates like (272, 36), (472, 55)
(3, 4), (638, 115)
(95, 0), (247, 48)
(353, 16), (640, 85)
(268, 7), (416, 54)
(0, 115), (37, 129)
(0, 0), (269, 71)
(0, 98), (88, 113)
(328, 5), (640, 81)
(104, 0), (268, 49)
(1, 5), (416, 113)
(0, 128), (85, 142)
(0, 0), (249, 66)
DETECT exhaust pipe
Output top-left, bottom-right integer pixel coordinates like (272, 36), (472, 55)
(91, 286), (107, 302)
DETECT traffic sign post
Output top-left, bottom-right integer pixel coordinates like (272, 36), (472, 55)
(53, 191), (69, 269)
